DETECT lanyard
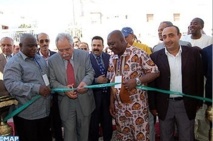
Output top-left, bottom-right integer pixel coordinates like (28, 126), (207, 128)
(115, 55), (126, 76)
(34, 58), (44, 74)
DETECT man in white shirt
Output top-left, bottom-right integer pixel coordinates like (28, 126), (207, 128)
(181, 17), (212, 49)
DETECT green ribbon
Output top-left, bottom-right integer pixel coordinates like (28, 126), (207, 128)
(137, 85), (212, 103)
(51, 87), (77, 93)
(51, 82), (121, 93)
(3, 95), (41, 122)
(4, 82), (212, 122)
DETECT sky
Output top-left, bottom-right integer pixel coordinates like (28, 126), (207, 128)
(0, 0), (212, 48)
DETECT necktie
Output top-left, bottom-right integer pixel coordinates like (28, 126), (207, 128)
(96, 56), (105, 75)
(66, 60), (75, 86)
(96, 56), (107, 92)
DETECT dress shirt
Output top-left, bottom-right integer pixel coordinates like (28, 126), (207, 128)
(165, 47), (183, 98)
(3, 51), (51, 120)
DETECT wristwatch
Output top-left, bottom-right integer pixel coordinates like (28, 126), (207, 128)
(135, 77), (142, 86)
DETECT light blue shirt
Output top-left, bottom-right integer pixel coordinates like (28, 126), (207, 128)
(3, 51), (51, 120)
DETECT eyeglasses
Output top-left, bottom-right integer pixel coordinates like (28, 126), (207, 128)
(39, 39), (49, 44)
(79, 48), (88, 50)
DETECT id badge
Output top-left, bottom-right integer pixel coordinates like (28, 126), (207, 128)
(115, 75), (122, 88)
(42, 74), (50, 86)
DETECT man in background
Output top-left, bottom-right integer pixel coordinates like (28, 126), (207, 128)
(89, 36), (112, 141)
(78, 42), (90, 52)
(181, 17), (212, 49)
(121, 27), (152, 55)
(37, 32), (63, 141)
(73, 36), (81, 49)
(153, 21), (191, 52)
(37, 33), (56, 62)
(0, 36), (13, 80)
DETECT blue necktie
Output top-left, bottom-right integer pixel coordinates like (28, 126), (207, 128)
(96, 56), (105, 75)
(96, 56), (107, 92)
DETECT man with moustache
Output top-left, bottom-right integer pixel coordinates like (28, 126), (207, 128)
(48, 33), (95, 141)
(3, 33), (52, 141)
(37, 33), (56, 62)
(37, 32), (63, 141)
(89, 36), (112, 141)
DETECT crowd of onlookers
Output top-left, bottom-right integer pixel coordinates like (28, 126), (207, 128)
(0, 17), (212, 141)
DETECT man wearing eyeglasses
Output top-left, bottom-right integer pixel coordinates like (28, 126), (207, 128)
(37, 33), (63, 141)
(37, 33), (56, 63)
(78, 42), (90, 52)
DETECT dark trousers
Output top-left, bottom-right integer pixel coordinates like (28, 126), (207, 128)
(89, 91), (113, 141)
(50, 93), (63, 141)
(14, 116), (52, 141)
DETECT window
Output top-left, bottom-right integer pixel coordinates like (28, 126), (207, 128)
(173, 13), (180, 22)
(146, 14), (154, 22)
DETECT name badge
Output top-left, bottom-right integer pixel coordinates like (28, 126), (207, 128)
(115, 75), (122, 88)
(42, 74), (50, 86)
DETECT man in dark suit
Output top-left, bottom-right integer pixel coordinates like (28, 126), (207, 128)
(48, 33), (95, 141)
(89, 36), (112, 141)
(201, 44), (212, 106)
(149, 25), (203, 141)
(37, 33), (56, 61)
(153, 21), (191, 53)
(201, 44), (212, 140)
(37, 32), (63, 141)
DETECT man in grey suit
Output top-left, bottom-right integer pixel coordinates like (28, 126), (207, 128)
(0, 37), (13, 97)
(48, 33), (95, 141)
(0, 36), (14, 80)
(153, 21), (191, 52)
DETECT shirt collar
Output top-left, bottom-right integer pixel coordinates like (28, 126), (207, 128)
(165, 46), (182, 56)
(39, 50), (50, 58)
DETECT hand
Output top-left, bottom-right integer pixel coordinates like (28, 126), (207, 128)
(65, 91), (78, 99)
(39, 85), (51, 97)
(123, 79), (137, 91)
(65, 84), (78, 99)
(110, 88), (116, 118)
(109, 102), (116, 118)
(96, 75), (108, 83)
(151, 109), (158, 116)
(76, 82), (88, 94)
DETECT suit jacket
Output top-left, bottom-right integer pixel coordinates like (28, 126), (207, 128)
(201, 44), (212, 105)
(48, 49), (95, 120)
(0, 53), (10, 96)
(0, 53), (7, 80)
(153, 40), (192, 52)
(89, 52), (110, 93)
(149, 46), (203, 120)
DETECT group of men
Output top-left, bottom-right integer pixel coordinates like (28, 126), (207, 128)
(0, 16), (212, 141)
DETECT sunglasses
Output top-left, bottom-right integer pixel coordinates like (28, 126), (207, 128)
(39, 39), (49, 44)
(79, 48), (88, 50)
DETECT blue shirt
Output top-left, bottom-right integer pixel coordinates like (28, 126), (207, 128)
(3, 52), (51, 120)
